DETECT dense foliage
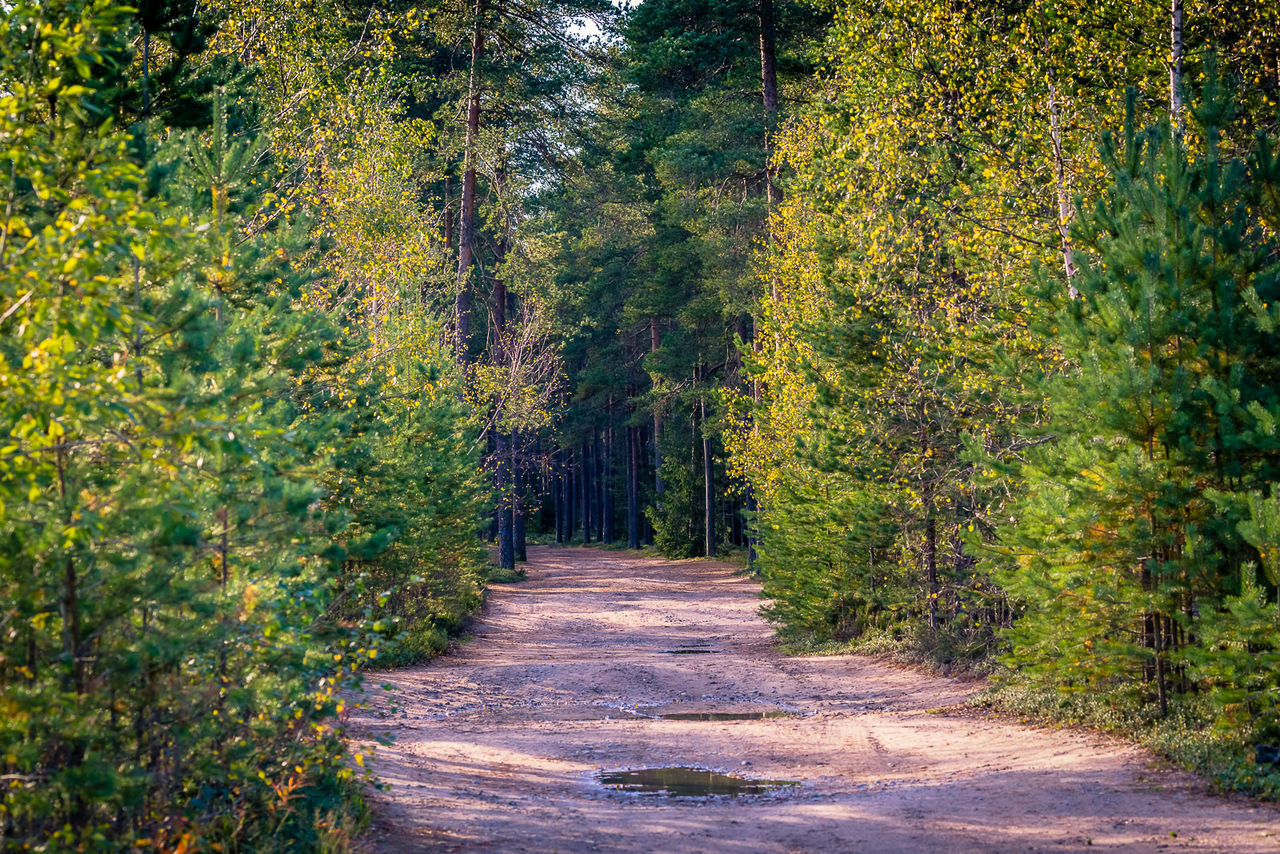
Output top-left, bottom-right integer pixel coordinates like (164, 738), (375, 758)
(718, 0), (1280, 793)
(0, 0), (486, 847)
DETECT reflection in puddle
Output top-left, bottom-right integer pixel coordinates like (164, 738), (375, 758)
(655, 710), (797, 721)
(598, 766), (800, 797)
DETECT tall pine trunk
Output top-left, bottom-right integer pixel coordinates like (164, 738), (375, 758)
(513, 432), (527, 562)
(702, 396), (714, 558)
(628, 424), (640, 549)
(455, 0), (485, 365)
(554, 453), (564, 543)
(594, 427), (605, 542)
(1170, 0), (1184, 131)
(603, 420), (615, 543)
(580, 441), (591, 543)
(651, 319), (664, 496)
(758, 0), (782, 209)
(493, 232), (513, 570)
(1047, 81), (1079, 297)
(925, 516), (938, 629)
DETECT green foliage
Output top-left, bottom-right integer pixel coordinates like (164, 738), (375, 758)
(0, 1), (487, 848)
(991, 82), (1280, 718)
(722, 0), (1280, 794)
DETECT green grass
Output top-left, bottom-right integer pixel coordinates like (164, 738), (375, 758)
(486, 564), (528, 583)
(779, 623), (997, 677)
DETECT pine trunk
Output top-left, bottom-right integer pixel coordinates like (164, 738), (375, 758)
(496, 431), (514, 570)
(1170, 0), (1184, 130)
(603, 422), (615, 543)
(1047, 82), (1079, 297)
(628, 424), (641, 549)
(651, 319), (664, 496)
(581, 441), (591, 543)
(455, 0), (485, 364)
(926, 516), (938, 629)
(758, 0), (782, 209)
(554, 456), (564, 543)
(702, 397), (714, 558)
(514, 432), (527, 562)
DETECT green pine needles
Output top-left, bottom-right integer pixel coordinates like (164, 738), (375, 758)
(0, 2), (486, 849)
(991, 81), (1280, 731)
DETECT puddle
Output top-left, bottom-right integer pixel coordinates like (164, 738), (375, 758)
(661, 649), (718, 654)
(598, 766), (801, 797)
(655, 710), (797, 721)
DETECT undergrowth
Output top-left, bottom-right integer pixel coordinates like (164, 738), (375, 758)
(779, 624), (996, 677)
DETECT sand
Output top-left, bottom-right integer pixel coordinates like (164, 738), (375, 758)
(350, 546), (1280, 853)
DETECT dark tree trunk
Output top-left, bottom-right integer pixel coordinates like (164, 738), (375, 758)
(758, 0), (782, 209)
(603, 421), (615, 543)
(594, 426), (605, 542)
(702, 397), (714, 558)
(513, 432), (527, 562)
(643, 424), (655, 545)
(455, 0), (485, 365)
(496, 431), (514, 570)
(926, 516), (938, 629)
(492, 227), (513, 570)
(1170, 0), (1184, 130)
(567, 451), (576, 542)
(443, 174), (454, 250)
(580, 442), (591, 543)
(553, 456), (564, 543)
(628, 424), (640, 549)
(651, 320), (664, 497)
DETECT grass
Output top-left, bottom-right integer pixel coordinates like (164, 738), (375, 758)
(485, 564), (528, 584)
(779, 623), (997, 677)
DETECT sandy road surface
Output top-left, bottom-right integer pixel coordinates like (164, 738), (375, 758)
(351, 546), (1280, 853)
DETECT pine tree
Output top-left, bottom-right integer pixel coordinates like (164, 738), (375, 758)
(991, 80), (1280, 713)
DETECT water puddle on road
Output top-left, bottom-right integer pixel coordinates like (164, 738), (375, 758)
(661, 642), (719, 654)
(654, 710), (797, 721)
(598, 766), (800, 797)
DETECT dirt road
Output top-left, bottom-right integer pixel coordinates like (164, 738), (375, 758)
(351, 546), (1280, 853)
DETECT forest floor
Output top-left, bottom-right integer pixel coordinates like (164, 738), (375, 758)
(350, 546), (1280, 853)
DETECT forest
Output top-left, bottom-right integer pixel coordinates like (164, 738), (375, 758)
(3, 0), (1280, 849)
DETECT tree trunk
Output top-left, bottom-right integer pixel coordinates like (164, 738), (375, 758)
(444, 174), (454, 250)
(496, 430), (515, 570)
(513, 432), (527, 562)
(651, 319), (664, 496)
(492, 225), (514, 569)
(758, 0), (782, 209)
(142, 27), (151, 119)
(580, 441), (591, 543)
(628, 424), (641, 549)
(926, 516), (938, 629)
(567, 451), (576, 542)
(1170, 0), (1184, 131)
(1047, 82), (1079, 298)
(455, 0), (486, 365)
(594, 426), (606, 542)
(603, 421), (615, 543)
(702, 397), (714, 558)
(554, 455), (564, 543)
